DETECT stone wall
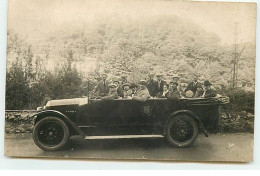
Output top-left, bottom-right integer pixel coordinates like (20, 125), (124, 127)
(5, 111), (35, 134)
(218, 111), (254, 133)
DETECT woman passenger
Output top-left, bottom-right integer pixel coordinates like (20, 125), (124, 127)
(157, 84), (169, 98)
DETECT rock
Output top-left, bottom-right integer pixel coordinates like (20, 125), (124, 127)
(216, 110), (255, 133)
(247, 113), (254, 119)
(20, 113), (28, 120)
(14, 113), (21, 118)
(8, 115), (15, 121)
(241, 111), (247, 115)
(221, 113), (227, 119)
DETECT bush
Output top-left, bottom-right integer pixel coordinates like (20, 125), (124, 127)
(5, 62), (30, 110)
(5, 60), (87, 110)
(218, 88), (255, 114)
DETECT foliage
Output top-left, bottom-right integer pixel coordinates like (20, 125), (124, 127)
(5, 15), (255, 110)
(218, 88), (255, 113)
(6, 61), (30, 109)
(5, 43), (86, 109)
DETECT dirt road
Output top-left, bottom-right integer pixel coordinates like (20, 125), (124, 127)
(4, 133), (254, 162)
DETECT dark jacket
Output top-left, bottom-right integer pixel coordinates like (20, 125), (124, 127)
(155, 80), (166, 95)
(117, 85), (124, 97)
(203, 88), (217, 98)
(93, 80), (110, 96)
(101, 90), (118, 100)
(194, 89), (204, 98)
(185, 81), (203, 94)
(147, 79), (157, 97)
(166, 89), (180, 100)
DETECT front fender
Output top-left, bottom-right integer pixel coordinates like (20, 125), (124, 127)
(32, 110), (84, 137)
(168, 110), (208, 137)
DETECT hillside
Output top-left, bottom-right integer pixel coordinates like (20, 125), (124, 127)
(8, 14), (255, 86)
(6, 14), (256, 109)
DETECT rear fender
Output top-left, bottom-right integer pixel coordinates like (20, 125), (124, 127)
(168, 110), (208, 137)
(32, 110), (84, 137)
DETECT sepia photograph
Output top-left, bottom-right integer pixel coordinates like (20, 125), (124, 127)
(4, 0), (256, 162)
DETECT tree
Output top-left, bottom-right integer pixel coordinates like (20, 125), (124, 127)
(54, 50), (83, 99)
(6, 61), (30, 109)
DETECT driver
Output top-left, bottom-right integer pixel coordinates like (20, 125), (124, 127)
(93, 73), (109, 97)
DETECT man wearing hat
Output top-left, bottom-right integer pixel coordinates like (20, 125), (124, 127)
(185, 75), (203, 97)
(93, 73), (109, 97)
(201, 80), (217, 98)
(172, 74), (183, 93)
(129, 83), (138, 97)
(166, 80), (181, 100)
(122, 83), (132, 99)
(146, 73), (157, 97)
(121, 74), (128, 84)
(155, 73), (166, 97)
(132, 80), (150, 102)
(101, 83), (119, 100)
(113, 77), (124, 98)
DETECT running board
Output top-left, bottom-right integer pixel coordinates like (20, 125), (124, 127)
(84, 134), (164, 140)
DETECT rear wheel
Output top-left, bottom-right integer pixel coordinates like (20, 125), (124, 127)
(33, 116), (69, 151)
(166, 114), (198, 147)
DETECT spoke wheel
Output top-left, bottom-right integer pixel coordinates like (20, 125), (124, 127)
(166, 114), (198, 147)
(33, 117), (69, 151)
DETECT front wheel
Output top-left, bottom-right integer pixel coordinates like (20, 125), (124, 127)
(166, 114), (198, 147)
(33, 116), (69, 151)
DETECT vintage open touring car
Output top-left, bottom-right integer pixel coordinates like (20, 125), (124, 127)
(32, 95), (229, 151)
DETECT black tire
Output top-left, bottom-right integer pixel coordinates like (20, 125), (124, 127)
(33, 116), (69, 151)
(166, 114), (198, 148)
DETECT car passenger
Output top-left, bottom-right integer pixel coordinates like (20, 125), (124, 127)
(132, 80), (150, 102)
(101, 83), (119, 100)
(201, 80), (217, 98)
(155, 73), (166, 96)
(129, 83), (138, 97)
(185, 75), (203, 98)
(146, 73), (157, 97)
(122, 83), (132, 99)
(194, 87), (204, 98)
(166, 81), (180, 100)
(172, 74), (183, 94)
(93, 73), (110, 97)
(121, 74), (128, 84)
(157, 84), (169, 98)
(113, 77), (124, 98)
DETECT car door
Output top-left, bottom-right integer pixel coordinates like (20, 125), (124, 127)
(78, 98), (167, 135)
(79, 99), (124, 125)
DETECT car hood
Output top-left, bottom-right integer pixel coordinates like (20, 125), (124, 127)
(46, 97), (88, 107)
